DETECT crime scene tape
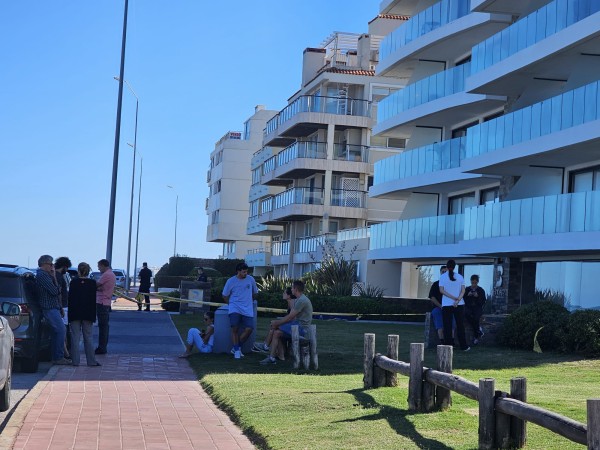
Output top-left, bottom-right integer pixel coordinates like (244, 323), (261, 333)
(113, 288), (426, 320)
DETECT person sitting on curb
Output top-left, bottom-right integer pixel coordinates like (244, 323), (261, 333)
(252, 287), (295, 353)
(260, 279), (313, 365)
(179, 311), (215, 358)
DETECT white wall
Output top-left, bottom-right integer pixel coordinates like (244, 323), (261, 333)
(399, 192), (439, 219)
(504, 166), (563, 201)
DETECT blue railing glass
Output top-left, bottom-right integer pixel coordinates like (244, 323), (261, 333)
(277, 141), (327, 167)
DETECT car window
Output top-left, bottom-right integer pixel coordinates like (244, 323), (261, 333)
(0, 277), (22, 298)
(113, 271), (124, 277)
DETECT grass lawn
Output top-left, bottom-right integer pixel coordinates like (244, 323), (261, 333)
(171, 315), (597, 449)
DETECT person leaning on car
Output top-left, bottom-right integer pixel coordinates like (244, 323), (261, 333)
(35, 255), (71, 365)
(95, 259), (116, 355)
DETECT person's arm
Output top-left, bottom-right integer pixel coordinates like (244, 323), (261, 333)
(271, 308), (299, 329)
(222, 279), (231, 303)
(202, 325), (214, 345)
(96, 272), (107, 290)
(455, 285), (466, 306)
(428, 283), (442, 308)
(251, 278), (258, 300)
(38, 272), (60, 296)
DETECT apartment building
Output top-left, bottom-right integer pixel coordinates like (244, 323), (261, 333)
(206, 106), (278, 259)
(246, 18), (409, 288)
(370, 0), (600, 311)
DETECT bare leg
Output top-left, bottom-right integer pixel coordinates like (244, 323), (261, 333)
(239, 327), (252, 345)
(231, 326), (239, 347)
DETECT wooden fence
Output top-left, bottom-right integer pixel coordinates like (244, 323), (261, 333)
(363, 333), (600, 450)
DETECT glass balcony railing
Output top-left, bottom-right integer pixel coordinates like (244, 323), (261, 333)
(378, 63), (470, 124)
(265, 95), (371, 135)
(370, 214), (464, 250)
(260, 197), (273, 215)
(296, 233), (337, 254)
(262, 156), (276, 175)
(471, 0), (600, 74)
(374, 136), (466, 185)
(277, 141), (327, 167)
(380, 0), (470, 61)
(330, 189), (367, 208)
(333, 144), (369, 162)
(274, 187), (324, 210)
(247, 246), (271, 255)
(466, 79), (600, 158)
(464, 191), (600, 240)
(272, 240), (290, 256)
(337, 226), (370, 241)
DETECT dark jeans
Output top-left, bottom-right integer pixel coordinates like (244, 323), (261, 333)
(96, 304), (111, 352)
(42, 308), (66, 361)
(442, 305), (468, 350)
(465, 307), (483, 338)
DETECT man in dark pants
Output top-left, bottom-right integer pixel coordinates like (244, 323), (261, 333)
(138, 262), (153, 311)
(95, 259), (116, 355)
(464, 274), (486, 345)
(54, 256), (72, 357)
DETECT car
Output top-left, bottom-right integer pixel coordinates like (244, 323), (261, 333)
(0, 301), (20, 411)
(112, 269), (127, 289)
(0, 265), (52, 373)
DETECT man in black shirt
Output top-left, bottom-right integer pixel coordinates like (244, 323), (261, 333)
(197, 267), (208, 283)
(428, 266), (448, 342)
(138, 262), (153, 312)
(464, 274), (486, 344)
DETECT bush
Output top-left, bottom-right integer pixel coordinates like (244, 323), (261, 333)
(160, 290), (181, 312)
(498, 301), (570, 351)
(559, 309), (600, 357)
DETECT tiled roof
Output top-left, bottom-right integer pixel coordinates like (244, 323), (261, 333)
(369, 14), (411, 23)
(322, 67), (375, 76)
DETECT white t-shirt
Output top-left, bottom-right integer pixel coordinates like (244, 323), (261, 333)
(439, 271), (465, 307)
(222, 275), (258, 317)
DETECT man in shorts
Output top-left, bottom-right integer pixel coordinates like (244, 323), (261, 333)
(222, 262), (258, 359)
(429, 265), (455, 343)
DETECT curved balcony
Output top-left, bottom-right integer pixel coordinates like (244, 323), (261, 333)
(294, 233), (337, 264)
(245, 247), (272, 268)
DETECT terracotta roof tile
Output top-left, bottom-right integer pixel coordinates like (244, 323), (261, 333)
(323, 67), (375, 76)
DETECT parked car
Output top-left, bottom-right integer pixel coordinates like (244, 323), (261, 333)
(0, 301), (20, 411)
(112, 269), (127, 289)
(0, 265), (51, 373)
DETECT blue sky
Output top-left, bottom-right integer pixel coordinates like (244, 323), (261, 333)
(0, 1), (378, 272)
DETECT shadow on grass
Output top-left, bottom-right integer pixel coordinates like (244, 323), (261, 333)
(334, 388), (454, 450)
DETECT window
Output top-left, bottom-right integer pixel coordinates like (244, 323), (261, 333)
(570, 165), (600, 193)
(211, 210), (220, 224)
(452, 120), (478, 139)
(480, 187), (499, 204)
(210, 180), (222, 195)
(251, 168), (260, 186)
(448, 192), (476, 214)
(243, 120), (251, 140)
(249, 201), (258, 218)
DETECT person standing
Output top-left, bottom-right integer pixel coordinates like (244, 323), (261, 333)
(428, 265), (449, 343)
(222, 262), (258, 359)
(138, 262), (153, 312)
(196, 267), (208, 283)
(35, 255), (70, 365)
(439, 259), (470, 352)
(95, 259), (116, 355)
(464, 274), (486, 345)
(54, 256), (72, 358)
(68, 262), (101, 366)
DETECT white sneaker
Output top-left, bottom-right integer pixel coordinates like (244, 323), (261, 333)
(234, 350), (242, 359)
(231, 348), (244, 358)
(479, 327), (485, 338)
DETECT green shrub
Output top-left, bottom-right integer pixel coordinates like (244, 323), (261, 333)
(257, 274), (293, 294)
(498, 301), (570, 351)
(559, 309), (600, 357)
(307, 241), (357, 296)
(160, 290), (181, 312)
(358, 283), (386, 299)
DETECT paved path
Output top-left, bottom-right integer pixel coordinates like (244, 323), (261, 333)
(4, 298), (255, 450)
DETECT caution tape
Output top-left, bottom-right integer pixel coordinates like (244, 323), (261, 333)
(113, 288), (426, 319)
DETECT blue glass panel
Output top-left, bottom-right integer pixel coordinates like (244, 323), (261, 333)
(470, 124), (481, 157)
(495, 116), (505, 149)
(504, 113), (514, 147)
(572, 85), (586, 126)
(561, 90), (574, 129)
(484, 37), (494, 69)
(492, 33), (502, 66)
(500, 201), (511, 237)
(540, 99), (552, 136)
(570, 192), (586, 232)
(483, 205), (493, 238)
(535, 6), (547, 42)
(487, 119), (497, 152)
(555, 0), (568, 29)
(512, 109), (524, 145)
(588, 191), (600, 231)
(500, 28), (510, 60)
(591, 0), (600, 14)
(566, 0), (577, 26)
(508, 23), (519, 56)
(526, 14), (538, 47)
(531, 197), (545, 234)
(475, 207), (485, 239)
(543, 195), (558, 233)
(546, 1), (557, 36)
(520, 198), (533, 235)
(556, 195), (571, 233)
(530, 102), (542, 139)
(509, 201), (521, 236)
(551, 95), (562, 133)
(517, 19), (528, 52)
(480, 121), (489, 154)
(446, 215), (456, 244)
(584, 83), (597, 122)
(432, 1), (442, 29)
(450, 139), (460, 168)
(491, 203), (501, 237)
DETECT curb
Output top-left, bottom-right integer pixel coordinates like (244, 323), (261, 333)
(0, 364), (60, 450)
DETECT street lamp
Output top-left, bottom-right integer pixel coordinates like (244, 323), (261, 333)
(167, 185), (178, 257)
(133, 156), (143, 287)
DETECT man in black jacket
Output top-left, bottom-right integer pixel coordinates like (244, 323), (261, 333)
(464, 274), (486, 345)
(138, 262), (153, 311)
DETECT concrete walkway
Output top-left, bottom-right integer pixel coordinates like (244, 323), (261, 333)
(5, 298), (255, 450)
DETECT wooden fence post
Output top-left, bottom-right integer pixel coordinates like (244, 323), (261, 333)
(386, 335), (399, 387)
(291, 325), (300, 369)
(363, 334), (375, 389)
(495, 391), (511, 449)
(373, 354), (387, 388)
(436, 345), (453, 410)
(309, 324), (318, 370)
(408, 343), (424, 411)
(422, 370), (436, 412)
(479, 378), (496, 450)
(510, 377), (527, 448)
(588, 399), (600, 449)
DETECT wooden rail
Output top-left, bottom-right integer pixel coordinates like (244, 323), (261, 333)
(363, 333), (598, 450)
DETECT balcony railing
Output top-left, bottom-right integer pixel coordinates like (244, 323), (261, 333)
(296, 233), (337, 254)
(333, 144), (369, 162)
(330, 189), (367, 208)
(380, 0), (470, 61)
(337, 226), (370, 241)
(260, 197), (273, 215)
(370, 214), (465, 250)
(277, 141), (327, 167)
(262, 156), (276, 175)
(378, 63), (470, 124)
(265, 95), (371, 135)
(274, 187), (324, 210)
(206, 169), (211, 183)
(374, 137), (466, 185)
(247, 246), (271, 255)
(471, 0), (600, 74)
(272, 240), (290, 256)
(464, 191), (600, 240)
(466, 79), (600, 158)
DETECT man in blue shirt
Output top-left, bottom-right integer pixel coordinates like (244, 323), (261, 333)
(222, 262), (258, 359)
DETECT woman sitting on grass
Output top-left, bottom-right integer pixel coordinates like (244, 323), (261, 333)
(179, 311), (215, 358)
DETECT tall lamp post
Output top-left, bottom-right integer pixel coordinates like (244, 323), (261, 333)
(167, 185), (178, 257)
(133, 156), (143, 288)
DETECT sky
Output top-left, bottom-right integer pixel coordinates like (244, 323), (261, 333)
(0, 0), (379, 273)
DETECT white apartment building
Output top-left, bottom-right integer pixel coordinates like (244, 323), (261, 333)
(370, 0), (600, 311)
(245, 18), (411, 289)
(206, 106), (278, 259)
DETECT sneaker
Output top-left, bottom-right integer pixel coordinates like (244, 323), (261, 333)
(53, 358), (72, 365)
(94, 348), (107, 355)
(473, 338), (479, 345)
(479, 327), (485, 338)
(463, 347), (471, 352)
(231, 348), (244, 357)
(259, 356), (277, 365)
(234, 350), (242, 359)
(252, 343), (267, 353)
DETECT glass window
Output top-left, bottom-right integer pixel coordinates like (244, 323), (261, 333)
(570, 165), (600, 193)
(449, 192), (476, 214)
(481, 187), (499, 204)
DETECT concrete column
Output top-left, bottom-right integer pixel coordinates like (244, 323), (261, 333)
(491, 257), (536, 314)
(322, 123), (335, 233)
(287, 222), (297, 277)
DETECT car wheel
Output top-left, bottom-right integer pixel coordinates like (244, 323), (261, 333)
(0, 353), (12, 412)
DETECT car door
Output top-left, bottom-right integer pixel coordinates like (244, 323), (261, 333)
(0, 316), (9, 385)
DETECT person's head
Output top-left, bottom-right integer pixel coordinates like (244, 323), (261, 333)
(446, 259), (457, 281)
(440, 265), (448, 276)
(203, 310), (215, 324)
(197, 267), (204, 273)
(283, 286), (297, 301)
(235, 262), (248, 279)
(78, 262), (91, 278)
(291, 279), (305, 297)
(470, 274), (479, 286)
(142, 262), (148, 268)
(37, 255), (54, 273)
(98, 259), (111, 273)
(54, 256), (72, 273)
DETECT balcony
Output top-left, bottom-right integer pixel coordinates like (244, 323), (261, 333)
(268, 141), (327, 183)
(469, 0), (600, 94)
(333, 144), (369, 162)
(259, 188), (325, 224)
(206, 169), (211, 183)
(369, 214), (465, 259)
(245, 247), (271, 268)
(294, 233), (337, 264)
(246, 214), (283, 236)
(462, 191), (600, 255)
(337, 226), (370, 241)
(263, 95), (372, 146)
(463, 80), (600, 173)
(271, 239), (290, 266)
(330, 189), (367, 208)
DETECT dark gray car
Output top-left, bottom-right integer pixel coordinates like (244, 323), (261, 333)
(0, 265), (51, 373)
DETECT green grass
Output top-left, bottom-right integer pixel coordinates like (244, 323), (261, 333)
(172, 315), (598, 449)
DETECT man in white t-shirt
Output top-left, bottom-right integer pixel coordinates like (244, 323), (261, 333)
(222, 262), (258, 359)
(438, 259), (470, 352)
